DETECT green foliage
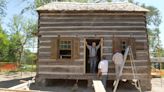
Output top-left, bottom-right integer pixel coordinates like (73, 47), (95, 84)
(0, 24), (9, 61)
(142, 4), (162, 55)
(22, 49), (37, 65)
(6, 15), (37, 63)
(127, 0), (163, 56)
(19, 64), (36, 72)
(144, 6), (162, 27)
(0, 1), (37, 65)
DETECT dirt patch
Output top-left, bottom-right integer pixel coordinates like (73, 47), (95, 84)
(0, 72), (163, 92)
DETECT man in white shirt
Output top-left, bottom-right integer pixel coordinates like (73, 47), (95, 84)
(112, 50), (124, 79)
(98, 56), (108, 88)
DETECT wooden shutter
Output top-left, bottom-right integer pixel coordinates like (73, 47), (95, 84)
(112, 38), (121, 53)
(129, 38), (136, 59)
(73, 38), (80, 59)
(51, 38), (58, 59)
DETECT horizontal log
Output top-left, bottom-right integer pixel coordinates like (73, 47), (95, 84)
(38, 61), (84, 65)
(37, 59), (148, 65)
(38, 59), (148, 63)
(38, 56), (50, 59)
(38, 53), (149, 61)
(39, 31), (146, 36)
(135, 40), (147, 42)
(39, 30), (146, 33)
(39, 27), (146, 31)
(103, 42), (112, 47)
(38, 65), (84, 73)
(107, 64), (149, 68)
(39, 26), (145, 29)
(40, 34), (146, 37)
(136, 56), (148, 60)
(38, 54), (84, 60)
(109, 67), (149, 73)
(37, 73), (150, 80)
(136, 53), (148, 56)
(40, 22), (145, 27)
(40, 40), (51, 43)
(38, 55), (50, 59)
(38, 69), (149, 75)
(38, 64), (149, 73)
(39, 46), (84, 53)
(39, 48), (51, 52)
(103, 48), (112, 53)
(39, 42), (51, 46)
(39, 46), (51, 48)
(39, 52), (51, 54)
(39, 12), (145, 16)
(40, 15), (145, 20)
(39, 36), (147, 43)
(103, 39), (112, 42)
(136, 42), (148, 50)
(102, 53), (112, 56)
(40, 21), (145, 24)
(136, 51), (148, 54)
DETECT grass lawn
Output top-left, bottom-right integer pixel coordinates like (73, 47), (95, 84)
(19, 64), (36, 72)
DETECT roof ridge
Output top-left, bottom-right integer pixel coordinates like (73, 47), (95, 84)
(37, 2), (149, 12)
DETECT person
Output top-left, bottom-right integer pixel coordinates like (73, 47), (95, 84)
(97, 56), (108, 88)
(86, 41), (100, 73)
(112, 49), (124, 79)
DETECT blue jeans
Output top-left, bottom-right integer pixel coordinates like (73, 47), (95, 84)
(89, 57), (97, 73)
(101, 75), (108, 88)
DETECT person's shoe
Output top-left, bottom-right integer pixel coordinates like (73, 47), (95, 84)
(122, 79), (127, 82)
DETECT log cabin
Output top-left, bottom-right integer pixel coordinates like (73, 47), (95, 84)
(36, 2), (151, 90)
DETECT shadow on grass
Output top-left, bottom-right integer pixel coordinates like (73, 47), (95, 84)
(0, 77), (32, 88)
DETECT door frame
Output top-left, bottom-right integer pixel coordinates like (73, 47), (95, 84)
(84, 37), (103, 74)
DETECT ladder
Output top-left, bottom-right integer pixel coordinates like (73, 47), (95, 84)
(113, 46), (142, 92)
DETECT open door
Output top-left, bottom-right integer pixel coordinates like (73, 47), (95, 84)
(85, 38), (101, 73)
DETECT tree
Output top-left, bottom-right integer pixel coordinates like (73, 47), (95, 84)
(22, 49), (37, 65)
(141, 4), (162, 56)
(0, 0), (6, 17)
(121, 0), (163, 56)
(0, 24), (9, 61)
(8, 15), (37, 65)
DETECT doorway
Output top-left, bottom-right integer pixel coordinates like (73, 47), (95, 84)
(85, 39), (101, 73)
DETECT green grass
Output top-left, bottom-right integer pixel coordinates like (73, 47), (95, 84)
(18, 64), (36, 72)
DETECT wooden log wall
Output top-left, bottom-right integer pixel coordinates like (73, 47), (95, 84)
(37, 12), (151, 80)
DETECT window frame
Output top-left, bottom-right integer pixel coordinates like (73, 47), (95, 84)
(58, 38), (73, 60)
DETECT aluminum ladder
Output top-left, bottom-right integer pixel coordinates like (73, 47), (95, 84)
(113, 46), (142, 92)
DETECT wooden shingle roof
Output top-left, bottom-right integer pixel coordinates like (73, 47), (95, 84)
(37, 2), (149, 12)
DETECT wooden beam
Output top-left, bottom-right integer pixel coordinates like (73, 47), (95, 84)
(8, 80), (35, 91)
(93, 80), (106, 92)
(0, 88), (38, 92)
